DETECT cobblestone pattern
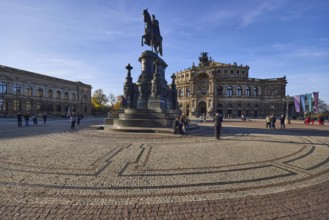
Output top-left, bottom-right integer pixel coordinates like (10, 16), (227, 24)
(1, 180), (328, 219)
(0, 118), (328, 219)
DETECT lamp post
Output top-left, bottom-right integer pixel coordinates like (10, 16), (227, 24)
(284, 95), (290, 124)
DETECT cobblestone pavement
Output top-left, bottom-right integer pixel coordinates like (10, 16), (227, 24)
(0, 117), (328, 219)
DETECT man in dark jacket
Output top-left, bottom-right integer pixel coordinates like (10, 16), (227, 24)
(214, 110), (223, 140)
(17, 112), (22, 127)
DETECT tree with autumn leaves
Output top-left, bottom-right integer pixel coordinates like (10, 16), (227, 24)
(91, 89), (121, 114)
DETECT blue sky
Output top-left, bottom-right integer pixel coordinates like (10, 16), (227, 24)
(0, 0), (328, 104)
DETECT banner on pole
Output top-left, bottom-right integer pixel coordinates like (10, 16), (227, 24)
(300, 95), (306, 112)
(306, 93), (312, 112)
(313, 92), (319, 113)
(294, 96), (300, 113)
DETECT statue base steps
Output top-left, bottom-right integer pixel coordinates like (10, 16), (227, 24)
(113, 108), (178, 128)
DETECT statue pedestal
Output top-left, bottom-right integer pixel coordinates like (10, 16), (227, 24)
(113, 109), (177, 128)
(148, 97), (167, 111)
(111, 50), (179, 129)
(137, 97), (149, 109)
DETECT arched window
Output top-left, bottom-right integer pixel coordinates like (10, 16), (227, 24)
(253, 87), (258, 96)
(64, 92), (69, 100)
(48, 89), (53, 99)
(246, 87), (250, 96)
(0, 99), (7, 110)
(13, 100), (20, 111)
(0, 82), (7, 94)
(38, 88), (43, 97)
(227, 86), (233, 96)
(72, 93), (76, 101)
(26, 86), (33, 96)
(13, 84), (21, 95)
(56, 90), (61, 99)
(237, 86), (242, 96)
(217, 86), (223, 95)
(186, 87), (190, 97)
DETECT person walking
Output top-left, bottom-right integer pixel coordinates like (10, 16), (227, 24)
(280, 114), (285, 130)
(17, 112), (22, 127)
(70, 112), (77, 130)
(214, 110), (223, 140)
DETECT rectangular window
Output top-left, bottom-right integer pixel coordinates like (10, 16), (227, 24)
(278, 85), (282, 95)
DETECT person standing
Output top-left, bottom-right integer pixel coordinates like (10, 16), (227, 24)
(24, 112), (30, 126)
(214, 110), (223, 140)
(17, 112), (22, 127)
(180, 113), (187, 133)
(266, 115), (270, 128)
(270, 115), (276, 129)
(280, 114), (285, 130)
(173, 116), (184, 135)
(77, 113), (81, 125)
(43, 112), (47, 124)
(32, 114), (38, 126)
(70, 112), (77, 130)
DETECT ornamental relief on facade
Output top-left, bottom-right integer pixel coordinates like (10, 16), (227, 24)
(195, 72), (209, 96)
(195, 82), (209, 96)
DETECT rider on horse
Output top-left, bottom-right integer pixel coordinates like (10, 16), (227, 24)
(142, 10), (163, 56)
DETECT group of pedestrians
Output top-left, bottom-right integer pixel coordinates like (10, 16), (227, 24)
(69, 112), (82, 130)
(305, 116), (325, 125)
(265, 114), (284, 129)
(173, 110), (224, 140)
(265, 114), (286, 130)
(16, 112), (48, 127)
(16, 112), (82, 129)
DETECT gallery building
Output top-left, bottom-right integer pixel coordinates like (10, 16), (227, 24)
(175, 52), (287, 118)
(0, 65), (92, 116)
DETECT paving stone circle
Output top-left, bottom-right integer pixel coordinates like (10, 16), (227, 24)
(0, 117), (328, 219)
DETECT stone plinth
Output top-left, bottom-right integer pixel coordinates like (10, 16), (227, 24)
(113, 109), (178, 128)
(110, 50), (179, 130)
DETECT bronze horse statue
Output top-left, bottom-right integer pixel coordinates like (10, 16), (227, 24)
(142, 9), (163, 56)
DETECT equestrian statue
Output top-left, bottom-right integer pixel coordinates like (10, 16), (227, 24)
(141, 9), (163, 56)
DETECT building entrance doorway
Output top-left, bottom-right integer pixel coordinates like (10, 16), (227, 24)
(198, 101), (207, 116)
